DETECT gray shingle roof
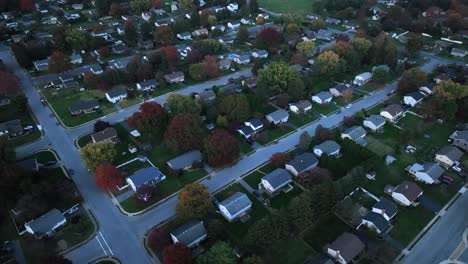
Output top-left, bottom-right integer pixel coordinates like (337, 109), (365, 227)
(314, 91), (332, 101)
(219, 192), (252, 216)
(327, 233), (365, 263)
(364, 115), (386, 127)
(127, 167), (165, 189)
(381, 104), (404, 116)
(267, 109), (289, 122)
(262, 168), (292, 190)
(373, 198), (398, 219)
(26, 208), (65, 235)
(314, 140), (341, 155)
(69, 100), (99, 113)
(393, 181), (422, 202)
(106, 87), (127, 98)
(286, 153), (318, 174)
(138, 79), (158, 88)
(171, 220), (207, 247)
(342, 126), (366, 141)
(363, 212), (390, 232)
(436, 145), (463, 161)
(166, 150), (202, 170)
(452, 130), (468, 141)
(405, 91), (425, 101)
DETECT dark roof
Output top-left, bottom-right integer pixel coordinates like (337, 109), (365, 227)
(452, 130), (468, 141)
(331, 84), (350, 93)
(165, 71), (184, 80)
(171, 220), (207, 247)
(363, 212), (390, 232)
(286, 153), (318, 174)
(262, 168), (292, 190)
(436, 145), (463, 161)
(91, 127), (118, 143)
(373, 198), (398, 219)
(127, 167), (165, 189)
(364, 115), (386, 127)
(342, 126), (366, 141)
(246, 118), (263, 128)
(405, 91), (425, 101)
(0, 119), (22, 134)
(106, 87), (127, 98)
(219, 192), (252, 216)
(314, 91), (332, 101)
(26, 208), (65, 235)
(238, 125), (254, 136)
(327, 233), (365, 263)
(197, 90), (216, 103)
(393, 181), (422, 202)
(314, 140), (341, 155)
(381, 104), (404, 116)
(69, 100), (99, 113)
(166, 150), (202, 170)
(138, 79), (158, 88)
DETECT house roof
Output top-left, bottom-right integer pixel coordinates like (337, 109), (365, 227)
(293, 100), (312, 110)
(452, 48), (467, 55)
(363, 212), (390, 232)
(434, 73), (451, 81)
(91, 127), (118, 143)
(255, 50), (268, 56)
(106, 87), (127, 98)
(166, 150), (203, 170)
(262, 168), (292, 190)
(219, 192), (252, 216)
(238, 125), (255, 136)
(286, 153), (318, 174)
(165, 71), (184, 80)
(410, 162), (444, 181)
(342, 126), (366, 141)
(26, 208), (65, 235)
(0, 119), (22, 134)
(405, 91), (425, 101)
(138, 79), (158, 87)
(381, 104), (404, 116)
(327, 232), (365, 263)
(314, 91), (332, 101)
(197, 90), (216, 102)
(69, 100), (99, 113)
(267, 109), (289, 122)
(246, 118), (263, 128)
(314, 140), (341, 155)
(393, 181), (423, 202)
(171, 220), (207, 246)
(436, 145), (463, 161)
(364, 115), (386, 127)
(330, 84), (350, 93)
(355, 72), (372, 80)
(372, 64), (390, 72)
(451, 130), (468, 141)
(178, 32), (191, 37)
(127, 167), (165, 189)
(373, 198), (398, 218)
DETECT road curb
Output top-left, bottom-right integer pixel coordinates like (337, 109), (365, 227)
(59, 209), (99, 256)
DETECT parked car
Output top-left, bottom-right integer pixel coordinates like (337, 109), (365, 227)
(440, 175), (454, 184)
(346, 104), (352, 109)
(67, 206), (79, 215)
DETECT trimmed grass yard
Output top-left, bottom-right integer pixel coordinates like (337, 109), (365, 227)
(0, 99), (41, 147)
(258, 0), (314, 14)
(243, 170), (265, 189)
(269, 186), (302, 209)
(259, 126), (295, 145)
(389, 206), (434, 246)
(288, 113), (317, 127)
(303, 214), (351, 251)
(365, 136), (394, 157)
(313, 103), (338, 115)
(265, 239), (316, 264)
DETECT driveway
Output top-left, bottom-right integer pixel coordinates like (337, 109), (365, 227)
(419, 195), (442, 213)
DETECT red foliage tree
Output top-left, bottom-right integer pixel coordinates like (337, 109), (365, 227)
(48, 50), (71, 73)
(332, 40), (351, 56)
(93, 25), (104, 33)
(98, 46), (110, 58)
(20, 0), (35, 12)
(163, 243), (192, 264)
(128, 102), (168, 142)
(83, 72), (99, 89)
(160, 46), (179, 66)
(186, 49), (202, 64)
(396, 79), (412, 95)
(203, 55), (220, 78)
(95, 162), (123, 190)
(315, 125), (336, 142)
(152, 0), (163, 9)
(256, 27), (282, 51)
(0, 71), (21, 96)
(203, 129), (240, 166)
(109, 2), (123, 17)
(148, 227), (171, 252)
(355, 30), (366, 38)
(270, 152), (289, 168)
(164, 113), (206, 153)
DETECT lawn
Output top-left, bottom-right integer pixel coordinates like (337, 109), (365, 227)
(313, 103), (338, 115)
(77, 134), (92, 147)
(20, 150), (57, 163)
(269, 186), (302, 209)
(366, 103), (384, 115)
(389, 206), (434, 246)
(303, 214), (351, 251)
(53, 212), (95, 251)
(9, 130), (41, 146)
(243, 170), (265, 189)
(259, 126), (295, 145)
(335, 94), (361, 106)
(365, 136), (394, 157)
(236, 135), (255, 155)
(288, 113), (317, 127)
(0, 99), (41, 147)
(265, 239), (316, 264)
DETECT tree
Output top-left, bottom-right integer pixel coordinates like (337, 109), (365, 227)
(163, 243), (192, 264)
(290, 52), (307, 66)
(372, 68), (389, 83)
(130, 0), (150, 14)
(257, 62), (300, 95)
(154, 25), (175, 45)
(124, 19), (138, 45)
(53, 26), (68, 51)
(152, 0), (163, 8)
(197, 241), (236, 264)
(95, 162), (123, 190)
(95, 0), (111, 17)
(249, 0), (259, 13)
(349, 37), (372, 60)
(16, 95), (28, 113)
(242, 256), (264, 264)
(148, 227), (171, 252)
(204, 56), (220, 78)
(83, 72), (99, 89)
(80, 142), (116, 170)
(402, 67), (427, 88)
(98, 46), (110, 58)
(189, 63), (207, 81)
(287, 192), (315, 230)
(165, 94), (201, 115)
(0, 71), (21, 96)
(310, 19), (327, 31)
(405, 33), (423, 55)
(298, 131), (312, 151)
(0, 136), (15, 166)
(186, 49), (202, 64)
(11, 43), (32, 68)
(296, 40), (316, 54)
(297, 167), (332, 189)
(236, 26), (249, 43)
(128, 102), (169, 142)
(256, 27), (282, 51)
(217, 94), (251, 123)
(109, 2), (124, 17)
(65, 29), (89, 51)
(39, 256), (72, 264)
(315, 125), (336, 142)
(48, 51), (71, 73)
(178, 0), (195, 9)
(165, 113), (206, 153)
(286, 77), (305, 101)
(20, 0), (35, 12)
(285, 23), (300, 36)
(370, 33), (397, 68)
(270, 152), (289, 168)
(342, 89), (354, 103)
(160, 46), (179, 66)
(176, 183), (213, 219)
(445, 11), (463, 33)
(317, 51), (339, 75)
(434, 80), (468, 101)
(203, 129), (240, 167)
(244, 212), (288, 249)
(94, 120), (111, 132)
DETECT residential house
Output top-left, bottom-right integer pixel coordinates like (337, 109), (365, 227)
(177, 32), (192, 40)
(313, 140), (341, 157)
(451, 48), (467, 58)
(136, 79), (158, 91)
(70, 54), (82, 65)
(372, 64), (390, 72)
(211, 24), (226, 32)
(353, 72), (372, 86)
(126, 167), (166, 192)
(341, 126), (367, 146)
(0, 95), (11, 106)
(329, 84), (351, 97)
(289, 100), (312, 114)
(170, 220), (207, 248)
(380, 104), (404, 122)
(233, 53), (251, 64)
(240, 18), (251, 25)
(419, 82), (436, 95)
(69, 100), (99, 115)
(316, 29), (333, 41)
(112, 44), (129, 55)
(227, 21), (240, 31)
(138, 40), (154, 50)
(91, 127), (119, 144)
(325, 232), (365, 264)
(141, 11), (152, 21)
(251, 50), (268, 59)
(155, 17), (173, 27)
(342, 21), (357, 30)
(192, 28), (209, 37)
(64, 13), (80, 20)
(90, 65), (103, 75)
(450, 130), (468, 151)
(195, 90), (217, 105)
(312, 91), (333, 104)
(219, 83), (241, 94)
(227, 2), (239, 12)
(260, 168), (293, 194)
(105, 87), (127, 103)
(372, 198), (398, 221)
(164, 72), (185, 83)
(389, 181), (423, 206)
(363, 115), (386, 131)
(34, 59), (49, 72)
(166, 150), (203, 171)
(285, 153), (318, 176)
(433, 73), (451, 84)
(266, 109), (289, 125)
(434, 145), (463, 168)
(175, 44), (191, 57)
(403, 91), (425, 107)
(242, 77), (257, 89)
(407, 162), (444, 184)
(219, 58), (232, 70)
(326, 17), (341, 25)
(361, 212), (390, 234)
(218, 192), (252, 222)
(24, 209), (66, 239)
(0, 119), (23, 137)
(238, 118), (263, 139)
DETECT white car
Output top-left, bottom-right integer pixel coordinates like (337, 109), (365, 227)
(345, 104), (352, 109)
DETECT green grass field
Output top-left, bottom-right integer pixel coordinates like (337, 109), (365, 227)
(259, 0), (314, 14)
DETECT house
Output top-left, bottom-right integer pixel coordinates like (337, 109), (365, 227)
(141, 11), (152, 21)
(329, 84), (351, 97)
(434, 145), (463, 168)
(341, 126), (367, 146)
(380, 104), (404, 122)
(70, 54), (83, 65)
(227, 2), (238, 12)
(192, 28), (209, 37)
(112, 44), (129, 55)
(403, 91), (425, 107)
(361, 212), (390, 234)
(325, 17), (341, 25)
(289, 100), (312, 114)
(155, 17), (173, 27)
(238, 118), (263, 139)
(240, 18), (251, 25)
(372, 64), (390, 72)
(325, 232), (365, 264)
(316, 29), (333, 41)
(419, 82), (436, 95)
(242, 77), (257, 89)
(266, 109), (289, 125)
(313, 140), (341, 157)
(166, 150), (203, 171)
(219, 58), (232, 70)
(195, 90), (217, 105)
(69, 100), (99, 115)
(312, 91), (333, 104)
(252, 50), (268, 59)
(16, 158), (39, 171)
(390, 181), (423, 206)
(450, 130), (468, 151)
(170, 220), (207, 248)
(219, 83), (241, 94)
(260, 168), (293, 194)
(342, 21), (357, 30)
(126, 167), (166, 191)
(91, 127), (119, 144)
(433, 73), (451, 84)
(177, 32), (192, 40)
(451, 48), (467, 58)
(0, 95), (11, 106)
(25, 209), (66, 239)
(211, 24), (226, 32)
(136, 79), (158, 91)
(353, 72), (372, 86)
(233, 53), (250, 64)
(407, 162), (444, 184)
(218, 192), (252, 221)
(363, 115), (386, 131)
(90, 65), (103, 75)
(175, 44), (191, 57)
(285, 153), (318, 176)
(164, 72), (185, 83)
(227, 21), (240, 31)
(105, 87), (127, 103)
(0, 119), (23, 137)
(372, 198), (398, 221)
(34, 59), (49, 72)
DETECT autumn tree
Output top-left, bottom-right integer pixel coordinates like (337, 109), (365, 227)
(163, 243), (192, 264)
(20, 0), (35, 12)
(317, 50), (339, 75)
(315, 125), (336, 142)
(270, 152), (289, 168)
(297, 167), (332, 189)
(130, 0), (150, 14)
(95, 0), (111, 17)
(189, 63), (206, 81)
(217, 94), (251, 123)
(178, 0), (195, 9)
(109, 2), (124, 17)
(95, 162), (123, 190)
(434, 80), (468, 101)
(402, 67), (427, 88)
(128, 102), (169, 142)
(372, 68), (389, 83)
(287, 192), (315, 230)
(165, 94), (201, 115)
(290, 52), (307, 66)
(349, 37), (372, 61)
(160, 46), (179, 66)
(65, 28), (89, 51)
(176, 183), (213, 219)
(203, 129), (240, 166)
(186, 49), (202, 64)
(164, 113), (206, 153)
(154, 26), (175, 45)
(204, 55), (220, 78)
(148, 227), (171, 252)
(98, 46), (110, 58)
(80, 142), (116, 170)
(152, 0), (163, 8)
(197, 241), (237, 264)
(370, 33), (397, 68)
(257, 61), (300, 95)
(342, 89), (354, 103)
(0, 136), (15, 166)
(244, 212), (288, 249)
(296, 40), (316, 54)
(0, 71), (21, 96)
(256, 27), (282, 51)
(48, 51), (71, 73)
